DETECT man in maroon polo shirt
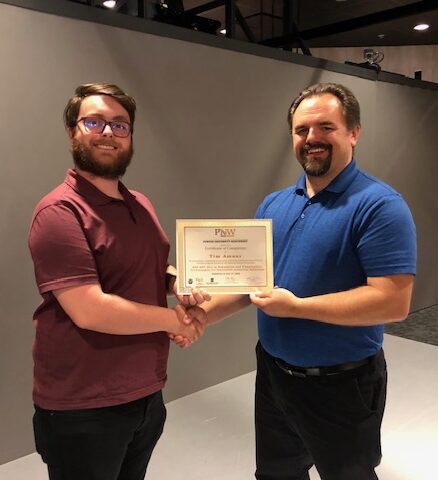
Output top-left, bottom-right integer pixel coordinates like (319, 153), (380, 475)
(28, 83), (206, 480)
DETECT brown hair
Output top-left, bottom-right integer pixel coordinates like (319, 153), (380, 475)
(63, 83), (136, 132)
(287, 83), (361, 132)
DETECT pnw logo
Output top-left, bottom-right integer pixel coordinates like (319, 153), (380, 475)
(214, 228), (236, 237)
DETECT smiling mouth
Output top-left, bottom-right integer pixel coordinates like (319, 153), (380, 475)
(303, 144), (329, 154)
(306, 147), (326, 154)
(94, 144), (117, 151)
(301, 143), (332, 159)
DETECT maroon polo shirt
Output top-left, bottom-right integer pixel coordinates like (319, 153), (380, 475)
(28, 169), (170, 409)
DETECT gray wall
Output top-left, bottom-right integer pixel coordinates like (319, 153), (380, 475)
(1, 2), (437, 464)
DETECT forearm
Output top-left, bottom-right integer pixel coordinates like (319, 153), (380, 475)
(297, 290), (388, 326)
(55, 284), (183, 335)
(290, 281), (412, 326)
(252, 275), (414, 326)
(203, 294), (251, 325)
(88, 293), (182, 334)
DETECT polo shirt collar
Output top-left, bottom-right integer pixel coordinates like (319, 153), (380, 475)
(64, 168), (136, 206)
(295, 159), (359, 196)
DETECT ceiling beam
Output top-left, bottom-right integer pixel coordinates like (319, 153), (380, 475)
(185, 0), (225, 16)
(236, 5), (255, 42)
(225, 0), (236, 37)
(261, 0), (438, 47)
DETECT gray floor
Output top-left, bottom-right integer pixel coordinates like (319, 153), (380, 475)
(385, 304), (438, 346)
(1, 334), (437, 480)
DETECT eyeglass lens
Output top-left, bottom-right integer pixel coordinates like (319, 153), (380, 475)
(82, 118), (131, 137)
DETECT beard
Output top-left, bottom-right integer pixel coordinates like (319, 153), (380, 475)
(298, 143), (332, 177)
(71, 138), (134, 179)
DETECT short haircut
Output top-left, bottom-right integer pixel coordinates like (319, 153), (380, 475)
(287, 83), (361, 132)
(63, 83), (136, 132)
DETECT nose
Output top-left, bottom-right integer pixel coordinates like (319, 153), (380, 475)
(102, 123), (113, 136)
(306, 127), (320, 143)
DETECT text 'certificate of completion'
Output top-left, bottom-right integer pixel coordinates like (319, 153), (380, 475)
(176, 219), (273, 294)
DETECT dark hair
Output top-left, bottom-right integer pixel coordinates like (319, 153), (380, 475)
(63, 83), (136, 132)
(287, 83), (361, 132)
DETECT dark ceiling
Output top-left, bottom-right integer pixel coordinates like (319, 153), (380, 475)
(69, 0), (438, 51)
(185, 0), (438, 48)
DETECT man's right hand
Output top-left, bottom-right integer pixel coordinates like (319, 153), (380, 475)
(170, 305), (207, 348)
(171, 304), (207, 348)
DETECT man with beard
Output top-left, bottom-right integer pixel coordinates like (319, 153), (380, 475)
(177, 83), (416, 480)
(28, 83), (207, 480)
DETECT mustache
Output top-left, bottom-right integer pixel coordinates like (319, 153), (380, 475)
(302, 142), (330, 152)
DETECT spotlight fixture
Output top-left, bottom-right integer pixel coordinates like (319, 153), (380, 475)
(219, 28), (226, 35)
(154, 0), (221, 35)
(345, 48), (384, 73)
(413, 23), (430, 31)
(363, 48), (384, 65)
(103, 0), (116, 8)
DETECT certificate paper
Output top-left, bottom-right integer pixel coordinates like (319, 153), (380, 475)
(176, 219), (273, 294)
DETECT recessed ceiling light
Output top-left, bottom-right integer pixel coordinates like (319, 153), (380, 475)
(103, 0), (116, 8)
(377, 34), (385, 39)
(219, 28), (226, 34)
(413, 23), (430, 31)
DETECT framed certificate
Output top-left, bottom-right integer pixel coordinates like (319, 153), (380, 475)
(176, 219), (273, 294)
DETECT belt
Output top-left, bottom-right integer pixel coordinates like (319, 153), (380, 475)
(274, 354), (375, 378)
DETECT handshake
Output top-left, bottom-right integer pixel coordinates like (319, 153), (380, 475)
(169, 288), (212, 349)
(164, 268), (295, 348)
(166, 281), (298, 348)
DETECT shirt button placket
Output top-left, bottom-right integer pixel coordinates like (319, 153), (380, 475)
(300, 200), (311, 219)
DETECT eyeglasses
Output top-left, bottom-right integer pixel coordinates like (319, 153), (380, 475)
(77, 117), (132, 138)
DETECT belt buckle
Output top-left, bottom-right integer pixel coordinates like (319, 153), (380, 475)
(275, 359), (307, 378)
(286, 366), (306, 378)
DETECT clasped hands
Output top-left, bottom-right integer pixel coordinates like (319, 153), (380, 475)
(169, 288), (211, 349)
(169, 286), (299, 348)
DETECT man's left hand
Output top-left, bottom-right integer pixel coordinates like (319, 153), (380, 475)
(175, 286), (212, 307)
(166, 265), (211, 306)
(250, 288), (299, 317)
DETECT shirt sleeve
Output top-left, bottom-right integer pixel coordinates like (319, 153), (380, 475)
(29, 204), (99, 294)
(354, 194), (417, 277)
(255, 190), (277, 219)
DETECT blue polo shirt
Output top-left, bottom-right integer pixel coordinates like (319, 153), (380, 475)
(255, 159), (416, 367)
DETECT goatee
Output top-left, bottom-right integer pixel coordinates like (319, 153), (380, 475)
(71, 139), (133, 179)
(299, 143), (332, 177)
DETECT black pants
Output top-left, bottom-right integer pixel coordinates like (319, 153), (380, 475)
(33, 391), (166, 480)
(255, 342), (387, 480)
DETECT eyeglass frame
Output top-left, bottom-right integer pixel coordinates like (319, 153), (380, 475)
(76, 116), (132, 138)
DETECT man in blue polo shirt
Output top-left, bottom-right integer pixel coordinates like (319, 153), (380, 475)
(188, 83), (416, 480)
